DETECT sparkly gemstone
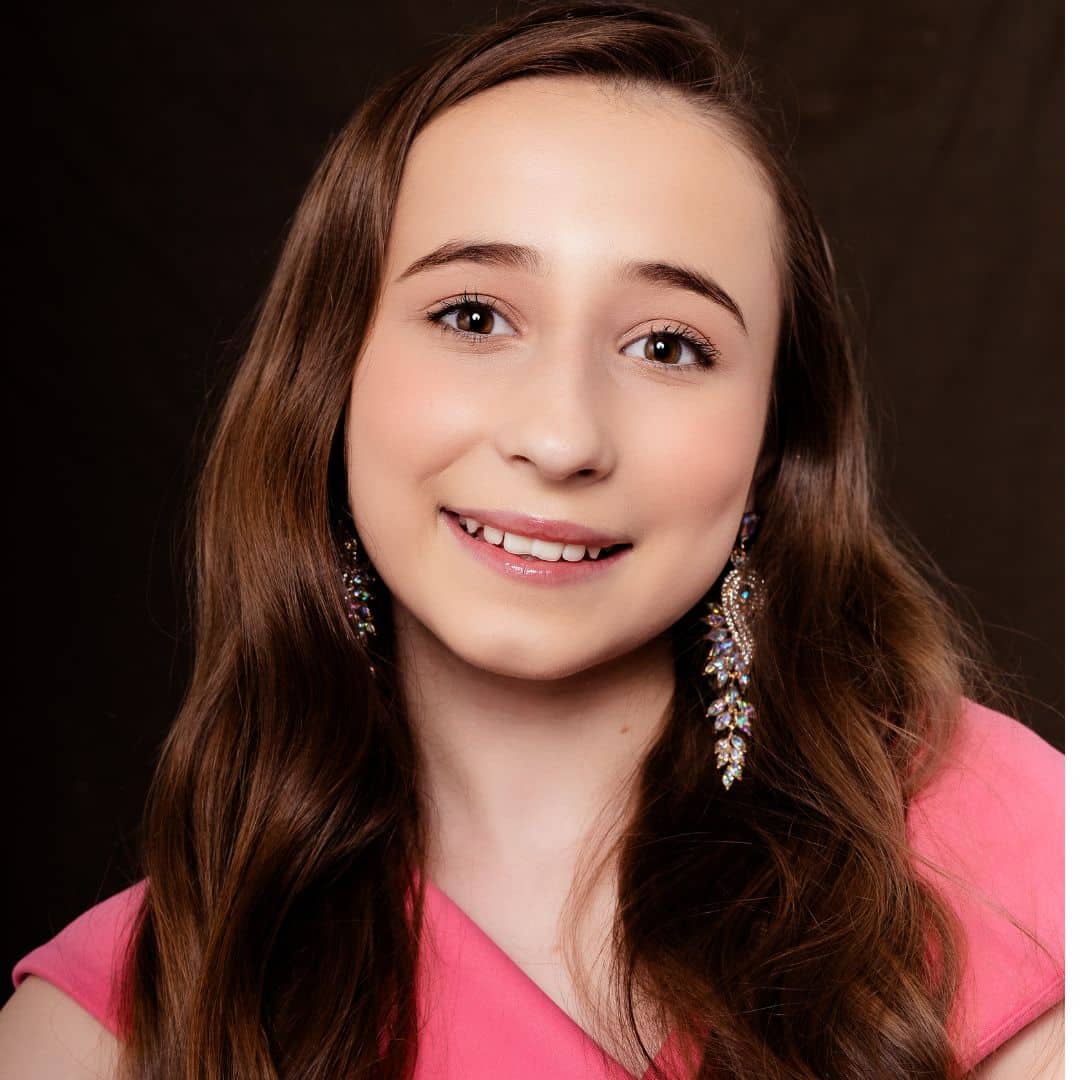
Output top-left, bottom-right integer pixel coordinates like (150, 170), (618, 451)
(726, 686), (740, 705)
(739, 673), (750, 687)
(706, 700), (727, 718)
(706, 627), (730, 642)
(717, 639), (735, 653)
(744, 704), (756, 720)
(721, 769), (735, 790)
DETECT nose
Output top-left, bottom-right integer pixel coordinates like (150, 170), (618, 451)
(491, 337), (616, 484)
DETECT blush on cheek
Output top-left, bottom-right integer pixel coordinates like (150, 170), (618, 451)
(636, 402), (762, 531)
(347, 337), (495, 506)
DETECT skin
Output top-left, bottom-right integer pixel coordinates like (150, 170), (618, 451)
(345, 76), (780, 892)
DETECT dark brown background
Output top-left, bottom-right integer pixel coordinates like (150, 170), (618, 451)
(6, 0), (1062, 982)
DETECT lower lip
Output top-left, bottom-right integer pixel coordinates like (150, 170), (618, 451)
(439, 509), (631, 585)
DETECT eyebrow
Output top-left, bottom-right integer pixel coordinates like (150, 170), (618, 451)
(394, 238), (749, 337)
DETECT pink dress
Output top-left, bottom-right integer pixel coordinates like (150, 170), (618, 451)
(10, 699), (1063, 1076)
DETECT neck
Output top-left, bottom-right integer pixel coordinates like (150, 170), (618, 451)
(392, 604), (675, 884)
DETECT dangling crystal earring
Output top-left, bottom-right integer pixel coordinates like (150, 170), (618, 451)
(341, 534), (378, 677)
(702, 512), (765, 789)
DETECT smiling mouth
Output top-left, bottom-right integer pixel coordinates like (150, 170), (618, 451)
(443, 509), (632, 563)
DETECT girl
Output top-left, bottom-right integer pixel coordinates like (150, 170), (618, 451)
(2, 3), (1063, 1077)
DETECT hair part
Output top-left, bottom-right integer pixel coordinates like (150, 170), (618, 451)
(116, 3), (1025, 1077)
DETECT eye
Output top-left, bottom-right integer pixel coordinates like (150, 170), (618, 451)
(427, 292), (515, 341)
(426, 295), (720, 371)
(623, 324), (719, 370)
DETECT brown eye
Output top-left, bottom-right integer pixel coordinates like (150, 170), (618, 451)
(644, 332), (683, 365)
(623, 323), (718, 370)
(428, 297), (514, 339)
(453, 304), (495, 334)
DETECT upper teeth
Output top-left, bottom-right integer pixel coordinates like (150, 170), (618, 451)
(458, 515), (612, 561)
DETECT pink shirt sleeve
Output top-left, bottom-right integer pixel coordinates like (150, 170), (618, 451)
(10, 878), (146, 1038)
(907, 698), (1065, 1071)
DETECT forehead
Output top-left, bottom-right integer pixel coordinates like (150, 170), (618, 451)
(386, 76), (781, 333)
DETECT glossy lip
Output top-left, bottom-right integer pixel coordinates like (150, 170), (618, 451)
(440, 509), (631, 584)
(443, 505), (631, 547)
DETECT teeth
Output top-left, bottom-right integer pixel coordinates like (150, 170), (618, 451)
(529, 538), (564, 561)
(458, 514), (615, 562)
(501, 531), (532, 556)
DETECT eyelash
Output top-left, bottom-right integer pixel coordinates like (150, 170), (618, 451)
(425, 290), (720, 370)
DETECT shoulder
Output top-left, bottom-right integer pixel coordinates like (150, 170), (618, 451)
(8, 878), (147, 1040)
(906, 698), (1064, 1072)
(0, 973), (121, 1077)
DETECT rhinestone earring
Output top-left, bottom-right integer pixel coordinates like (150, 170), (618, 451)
(702, 512), (764, 789)
(341, 534), (379, 677)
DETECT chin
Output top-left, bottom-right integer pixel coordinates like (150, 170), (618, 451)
(442, 624), (620, 683)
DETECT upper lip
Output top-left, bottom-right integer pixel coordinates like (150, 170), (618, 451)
(444, 506), (632, 547)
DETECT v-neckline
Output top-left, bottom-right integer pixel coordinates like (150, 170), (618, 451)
(422, 875), (685, 1079)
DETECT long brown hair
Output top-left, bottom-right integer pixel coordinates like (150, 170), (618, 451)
(115, 3), (1018, 1076)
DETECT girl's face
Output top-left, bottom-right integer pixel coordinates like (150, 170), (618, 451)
(346, 77), (781, 680)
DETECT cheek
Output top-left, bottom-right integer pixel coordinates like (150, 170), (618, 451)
(345, 339), (487, 535)
(628, 388), (766, 540)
